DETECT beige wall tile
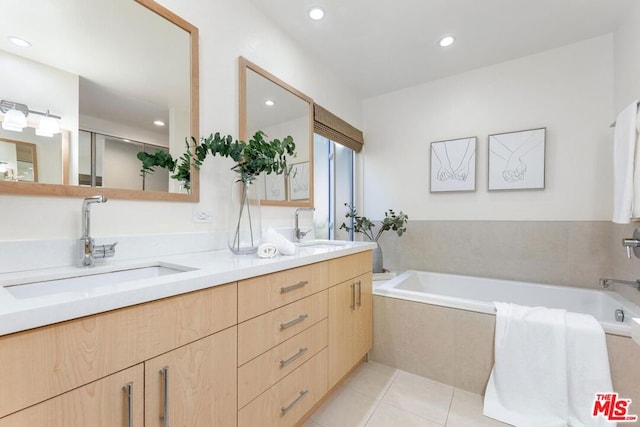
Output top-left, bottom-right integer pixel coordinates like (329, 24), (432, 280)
(453, 311), (495, 394)
(607, 334), (640, 411)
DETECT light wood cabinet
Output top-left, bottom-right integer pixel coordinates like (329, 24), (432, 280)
(0, 250), (373, 427)
(327, 252), (373, 390)
(0, 283), (237, 426)
(145, 327), (237, 427)
(0, 364), (144, 427)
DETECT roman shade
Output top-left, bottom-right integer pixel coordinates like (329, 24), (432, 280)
(313, 104), (364, 152)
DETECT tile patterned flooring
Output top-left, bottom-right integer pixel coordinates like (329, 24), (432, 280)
(303, 361), (510, 427)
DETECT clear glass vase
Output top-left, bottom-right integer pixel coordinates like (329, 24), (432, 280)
(227, 175), (262, 254)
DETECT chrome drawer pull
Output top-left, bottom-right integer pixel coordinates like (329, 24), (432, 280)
(281, 389), (309, 415)
(357, 280), (362, 307)
(280, 314), (308, 330)
(280, 280), (309, 294)
(123, 382), (133, 427)
(159, 366), (169, 427)
(280, 347), (308, 367)
(350, 283), (356, 310)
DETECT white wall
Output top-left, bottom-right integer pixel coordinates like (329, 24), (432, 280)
(362, 35), (614, 221)
(614, 1), (640, 112)
(0, 0), (361, 241)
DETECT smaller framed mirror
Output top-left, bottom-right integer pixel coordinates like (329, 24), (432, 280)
(239, 57), (314, 207)
(0, 138), (38, 183)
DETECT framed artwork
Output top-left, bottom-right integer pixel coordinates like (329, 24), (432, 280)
(430, 136), (477, 192)
(288, 161), (310, 200)
(488, 128), (546, 191)
(264, 172), (286, 201)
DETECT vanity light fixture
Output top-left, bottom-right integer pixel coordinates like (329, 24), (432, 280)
(0, 99), (62, 135)
(36, 112), (61, 137)
(7, 36), (31, 48)
(439, 35), (455, 47)
(264, 99), (275, 107)
(309, 6), (325, 20)
(153, 120), (165, 126)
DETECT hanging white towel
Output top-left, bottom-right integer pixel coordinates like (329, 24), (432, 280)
(613, 100), (639, 223)
(483, 302), (616, 427)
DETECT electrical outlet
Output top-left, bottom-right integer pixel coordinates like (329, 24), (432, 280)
(192, 211), (212, 223)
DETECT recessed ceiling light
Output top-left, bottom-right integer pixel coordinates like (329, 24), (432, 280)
(439, 36), (455, 47)
(153, 120), (165, 126)
(8, 36), (31, 48)
(309, 7), (325, 21)
(265, 100), (275, 107)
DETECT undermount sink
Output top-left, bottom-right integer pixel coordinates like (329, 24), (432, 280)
(297, 239), (349, 249)
(5, 264), (195, 299)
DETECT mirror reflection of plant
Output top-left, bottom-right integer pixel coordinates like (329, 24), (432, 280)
(137, 130), (296, 190)
(340, 203), (408, 242)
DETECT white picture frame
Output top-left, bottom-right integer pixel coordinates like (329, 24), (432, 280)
(264, 172), (286, 201)
(430, 137), (477, 192)
(288, 161), (310, 200)
(488, 128), (546, 191)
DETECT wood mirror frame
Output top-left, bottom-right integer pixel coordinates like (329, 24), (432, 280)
(239, 57), (314, 208)
(0, 0), (200, 202)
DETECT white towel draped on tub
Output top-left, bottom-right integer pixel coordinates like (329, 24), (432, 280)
(613, 100), (639, 224)
(483, 302), (615, 427)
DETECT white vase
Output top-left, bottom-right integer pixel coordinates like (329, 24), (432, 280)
(227, 175), (262, 254)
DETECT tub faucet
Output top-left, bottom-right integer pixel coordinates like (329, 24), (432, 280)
(294, 207), (315, 242)
(78, 195), (117, 267)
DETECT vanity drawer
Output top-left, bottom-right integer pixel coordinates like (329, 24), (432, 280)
(328, 251), (372, 286)
(238, 348), (328, 427)
(238, 261), (329, 322)
(238, 290), (327, 365)
(238, 318), (328, 409)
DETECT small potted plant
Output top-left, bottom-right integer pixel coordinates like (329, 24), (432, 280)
(138, 131), (295, 253)
(340, 204), (408, 273)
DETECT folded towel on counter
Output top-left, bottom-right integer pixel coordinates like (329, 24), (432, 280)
(256, 242), (278, 258)
(262, 228), (297, 255)
(613, 100), (639, 223)
(483, 302), (615, 427)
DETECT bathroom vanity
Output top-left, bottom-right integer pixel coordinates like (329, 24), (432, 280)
(0, 243), (374, 427)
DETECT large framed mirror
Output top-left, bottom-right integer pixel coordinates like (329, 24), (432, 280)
(0, 0), (199, 201)
(239, 57), (314, 207)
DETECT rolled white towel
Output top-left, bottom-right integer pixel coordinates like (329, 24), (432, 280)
(257, 243), (278, 258)
(263, 228), (297, 255)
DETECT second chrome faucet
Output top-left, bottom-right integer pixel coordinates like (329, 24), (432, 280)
(79, 195), (118, 267)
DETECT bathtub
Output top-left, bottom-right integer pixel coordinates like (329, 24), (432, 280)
(374, 270), (640, 337)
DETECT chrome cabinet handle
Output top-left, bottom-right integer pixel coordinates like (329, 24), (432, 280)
(280, 347), (308, 367)
(280, 280), (309, 294)
(159, 366), (169, 427)
(123, 382), (133, 427)
(357, 280), (362, 307)
(281, 389), (309, 415)
(280, 314), (308, 330)
(350, 283), (355, 310)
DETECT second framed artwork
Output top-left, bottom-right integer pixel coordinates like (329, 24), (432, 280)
(488, 128), (546, 191)
(430, 136), (477, 192)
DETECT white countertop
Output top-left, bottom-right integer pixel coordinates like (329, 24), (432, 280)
(0, 241), (376, 336)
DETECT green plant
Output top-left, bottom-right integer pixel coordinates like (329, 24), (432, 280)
(340, 203), (408, 242)
(137, 130), (296, 190)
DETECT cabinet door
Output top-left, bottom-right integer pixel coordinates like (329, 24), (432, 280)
(354, 272), (373, 360)
(0, 364), (144, 427)
(145, 327), (237, 427)
(328, 279), (357, 389)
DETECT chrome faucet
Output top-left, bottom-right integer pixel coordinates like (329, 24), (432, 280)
(78, 195), (117, 267)
(294, 207), (315, 242)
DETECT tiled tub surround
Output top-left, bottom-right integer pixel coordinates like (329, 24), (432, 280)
(379, 220), (640, 307)
(369, 295), (640, 423)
